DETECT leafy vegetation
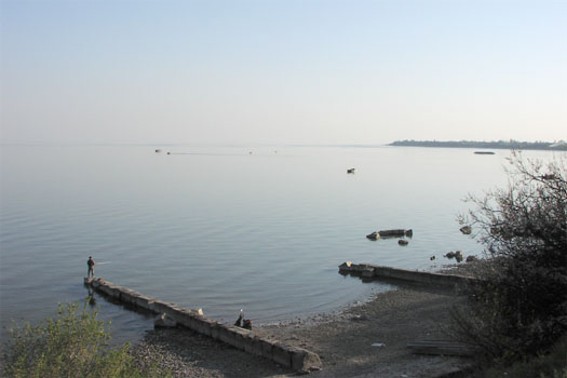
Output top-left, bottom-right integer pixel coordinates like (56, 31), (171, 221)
(452, 151), (567, 369)
(479, 335), (567, 378)
(2, 302), (170, 378)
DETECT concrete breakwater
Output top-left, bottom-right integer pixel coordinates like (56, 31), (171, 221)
(338, 262), (479, 289)
(85, 277), (322, 372)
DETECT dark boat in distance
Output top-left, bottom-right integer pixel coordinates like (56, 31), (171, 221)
(474, 151), (495, 155)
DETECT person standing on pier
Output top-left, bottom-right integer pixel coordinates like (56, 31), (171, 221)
(87, 256), (95, 279)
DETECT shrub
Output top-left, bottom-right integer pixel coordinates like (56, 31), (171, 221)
(453, 151), (567, 362)
(2, 302), (170, 378)
(481, 335), (567, 378)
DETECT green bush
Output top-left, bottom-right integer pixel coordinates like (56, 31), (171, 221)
(453, 152), (567, 363)
(481, 335), (567, 378)
(2, 302), (170, 378)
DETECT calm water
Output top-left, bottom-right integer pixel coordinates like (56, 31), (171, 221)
(0, 144), (556, 343)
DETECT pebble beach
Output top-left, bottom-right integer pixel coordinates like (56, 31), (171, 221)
(131, 282), (474, 377)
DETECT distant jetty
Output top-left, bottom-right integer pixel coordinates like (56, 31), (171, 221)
(388, 140), (567, 151)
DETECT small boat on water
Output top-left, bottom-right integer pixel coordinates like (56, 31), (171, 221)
(474, 151), (495, 155)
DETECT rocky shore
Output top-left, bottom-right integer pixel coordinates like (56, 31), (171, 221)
(131, 280), (474, 377)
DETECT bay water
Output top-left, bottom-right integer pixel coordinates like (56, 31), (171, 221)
(0, 144), (554, 343)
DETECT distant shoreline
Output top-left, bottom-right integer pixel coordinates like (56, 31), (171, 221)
(388, 140), (567, 151)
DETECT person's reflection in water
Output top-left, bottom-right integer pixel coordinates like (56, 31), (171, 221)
(86, 286), (96, 307)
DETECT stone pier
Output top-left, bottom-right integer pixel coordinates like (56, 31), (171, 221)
(338, 262), (479, 289)
(85, 277), (321, 373)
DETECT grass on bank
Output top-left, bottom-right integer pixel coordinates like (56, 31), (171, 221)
(2, 302), (171, 378)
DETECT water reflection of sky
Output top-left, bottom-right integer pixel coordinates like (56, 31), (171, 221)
(0, 145), (559, 341)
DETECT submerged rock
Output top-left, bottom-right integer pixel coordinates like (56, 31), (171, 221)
(445, 251), (464, 263)
(460, 226), (472, 235)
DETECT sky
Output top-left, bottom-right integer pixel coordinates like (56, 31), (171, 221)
(1, 0), (565, 145)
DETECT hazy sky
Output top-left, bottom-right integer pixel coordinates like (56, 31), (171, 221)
(1, 0), (565, 145)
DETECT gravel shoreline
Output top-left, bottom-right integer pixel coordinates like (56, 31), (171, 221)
(132, 282), (473, 377)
